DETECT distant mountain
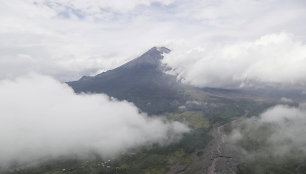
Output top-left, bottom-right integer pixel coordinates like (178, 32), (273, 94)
(67, 46), (306, 115)
(67, 47), (185, 114)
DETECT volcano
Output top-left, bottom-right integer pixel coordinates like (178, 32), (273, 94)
(67, 47), (184, 114)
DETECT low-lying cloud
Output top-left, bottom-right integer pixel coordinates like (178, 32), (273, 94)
(228, 104), (306, 160)
(0, 74), (189, 169)
(163, 33), (306, 89)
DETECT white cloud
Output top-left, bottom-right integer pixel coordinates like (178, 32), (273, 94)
(228, 104), (306, 158)
(163, 33), (306, 88)
(280, 97), (293, 103)
(1, 0), (306, 84)
(36, 0), (175, 15)
(174, 0), (306, 34)
(0, 0), (178, 81)
(0, 74), (189, 169)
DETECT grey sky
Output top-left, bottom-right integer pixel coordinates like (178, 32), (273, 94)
(1, 0), (306, 168)
(1, 0), (306, 85)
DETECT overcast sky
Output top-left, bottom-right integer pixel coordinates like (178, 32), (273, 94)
(1, 0), (306, 168)
(1, 0), (306, 86)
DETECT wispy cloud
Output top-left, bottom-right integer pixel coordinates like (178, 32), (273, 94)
(227, 104), (306, 167)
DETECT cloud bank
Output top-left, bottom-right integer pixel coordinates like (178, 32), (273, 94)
(228, 104), (306, 160)
(163, 33), (306, 88)
(0, 74), (189, 169)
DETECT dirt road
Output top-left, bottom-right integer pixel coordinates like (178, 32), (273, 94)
(207, 111), (248, 174)
(167, 111), (248, 174)
(207, 124), (235, 174)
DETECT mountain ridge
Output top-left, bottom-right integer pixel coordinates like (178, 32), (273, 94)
(67, 46), (184, 114)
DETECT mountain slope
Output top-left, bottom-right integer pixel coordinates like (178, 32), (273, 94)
(67, 47), (184, 114)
